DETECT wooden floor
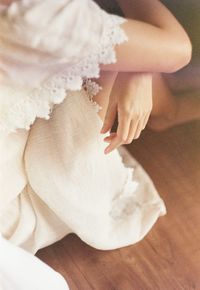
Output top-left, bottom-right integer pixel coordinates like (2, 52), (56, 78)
(37, 121), (200, 290)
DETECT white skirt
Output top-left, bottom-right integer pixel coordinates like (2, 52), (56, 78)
(0, 88), (166, 254)
(0, 233), (70, 290)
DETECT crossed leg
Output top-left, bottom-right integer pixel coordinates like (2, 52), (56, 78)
(149, 73), (200, 131)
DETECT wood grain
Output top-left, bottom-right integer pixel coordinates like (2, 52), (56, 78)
(37, 121), (200, 290)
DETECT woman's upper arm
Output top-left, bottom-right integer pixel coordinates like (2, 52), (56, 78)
(102, 0), (192, 73)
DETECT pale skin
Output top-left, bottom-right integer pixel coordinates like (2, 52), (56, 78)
(93, 0), (192, 154)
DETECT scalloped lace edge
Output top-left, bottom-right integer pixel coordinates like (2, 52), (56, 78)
(0, 14), (128, 134)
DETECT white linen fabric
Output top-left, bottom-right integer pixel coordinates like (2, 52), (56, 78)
(0, 1), (166, 289)
(0, 234), (69, 290)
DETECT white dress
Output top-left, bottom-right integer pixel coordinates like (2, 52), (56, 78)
(0, 1), (166, 289)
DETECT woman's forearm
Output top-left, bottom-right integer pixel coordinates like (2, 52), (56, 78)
(102, 0), (192, 73)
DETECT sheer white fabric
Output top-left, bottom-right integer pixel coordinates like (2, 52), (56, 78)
(0, 1), (166, 289)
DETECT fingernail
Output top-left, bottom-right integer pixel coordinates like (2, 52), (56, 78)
(100, 127), (105, 134)
(104, 148), (110, 154)
(101, 129), (109, 134)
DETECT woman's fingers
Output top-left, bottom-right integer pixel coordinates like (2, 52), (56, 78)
(125, 119), (139, 143)
(104, 111), (131, 154)
(133, 113), (150, 139)
(101, 71), (153, 153)
(134, 122), (144, 139)
(143, 113), (151, 129)
(104, 114), (149, 148)
(104, 132), (116, 142)
(104, 135), (122, 154)
(100, 103), (117, 134)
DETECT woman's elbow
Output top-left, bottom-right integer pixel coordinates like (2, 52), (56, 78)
(165, 36), (192, 73)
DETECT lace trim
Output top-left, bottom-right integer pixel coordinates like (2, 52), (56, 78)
(109, 146), (167, 219)
(0, 14), (128, 134)
(83, 79), (103, 113)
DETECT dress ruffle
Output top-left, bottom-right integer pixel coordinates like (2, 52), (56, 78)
(0, 12), (127, 134)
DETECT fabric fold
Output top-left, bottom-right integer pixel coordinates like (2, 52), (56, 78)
(0, 1), (166, 289)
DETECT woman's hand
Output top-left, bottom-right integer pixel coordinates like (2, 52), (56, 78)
(100, 72), (152, 154)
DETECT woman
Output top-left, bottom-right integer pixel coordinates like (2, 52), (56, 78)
(0, 0), (191, 289)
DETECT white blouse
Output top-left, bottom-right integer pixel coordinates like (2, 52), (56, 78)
(0, 0), (127, 133)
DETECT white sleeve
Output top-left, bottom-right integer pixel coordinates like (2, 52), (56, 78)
(0, 0), (127, 133)
(1, 0), (111, 60)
